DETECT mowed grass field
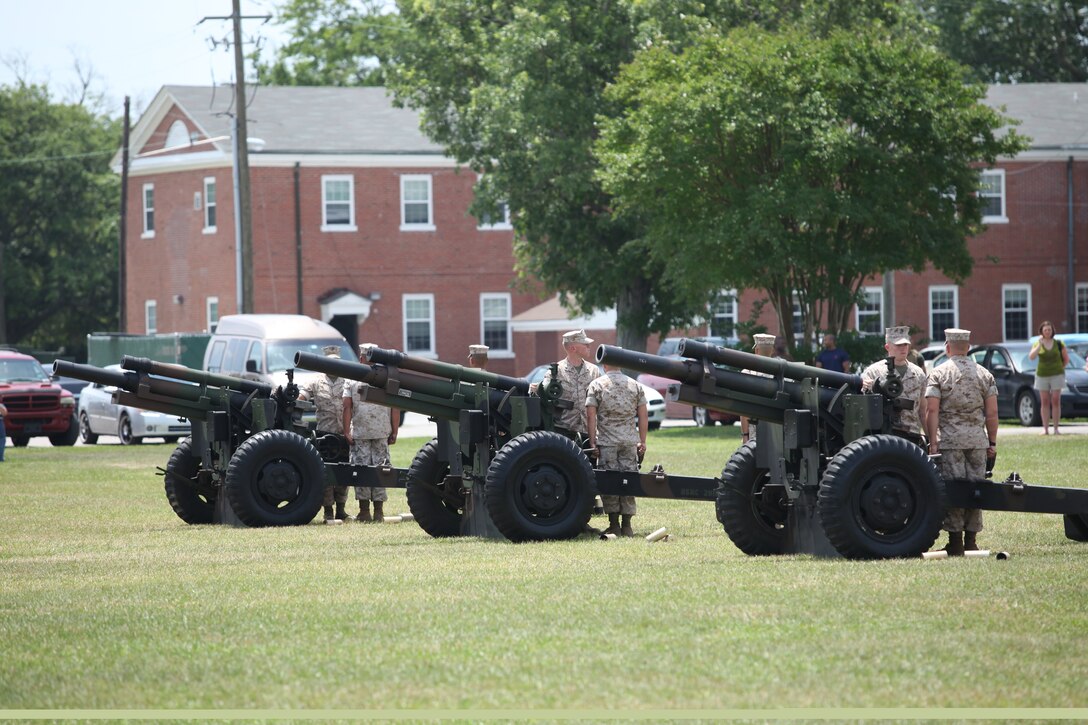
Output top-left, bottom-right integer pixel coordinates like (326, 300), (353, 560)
(1, 427), (1086, 713)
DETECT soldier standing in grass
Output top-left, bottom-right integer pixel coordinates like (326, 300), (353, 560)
(538, 329), (601, 437)
(924, 328), (999, 556)
(740, 333), (777, 445)
(343, 343), (399, 523)
(586, 359), (647, 537)
(299, 345), (349, 522)
(860, 326), (927, 446)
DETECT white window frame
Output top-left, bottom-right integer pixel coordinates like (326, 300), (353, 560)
(980, 169), (1008, 224)
(929, 285), (959, 341)
(1077, 283), (1088, 333)
(480, 293), (513, 356)
(206, 296), (219, 333)
(321, 175), (357, 231)
(1001, 283), (1032, 342)
(855, 286), (884, 336)
(477, 201), (512, 230)
(145, 300), (158, 334)
(142, 183), (155, 238)
(203, 177), (217, 233)
(400, 174), (436, 231)
(709, 289), (738, 339)
(791, 291), (804, 340)
(403, 293), (436, 356)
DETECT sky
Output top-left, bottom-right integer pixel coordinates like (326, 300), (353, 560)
(0, 0), (289, 116)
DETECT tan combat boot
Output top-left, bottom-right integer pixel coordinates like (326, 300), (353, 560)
(944, 531), (965, 557)
(604, 513), (621, 537)
(373, 500), (384, 523)
(357, 501), (372, 523)
(620, 514), (635, 537)
(964, 530), (979, 551)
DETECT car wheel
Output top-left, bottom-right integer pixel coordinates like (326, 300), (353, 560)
(693, 406), (715, 427)
(11, 435), (30, 447)
(648, 421), (661, 431)
(118, 413), (142, 445)
(1016, 389), (1040, 427)
(79, 412), (99, 445)
(49, 414), (80, 446)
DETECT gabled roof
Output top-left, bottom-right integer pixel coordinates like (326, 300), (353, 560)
(986, 83), (1088, 151)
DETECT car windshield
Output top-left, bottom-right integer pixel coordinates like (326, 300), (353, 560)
(1004, 344), (1086, 373)
(267, 339), (355, 373)
(0, 358), (49, 382)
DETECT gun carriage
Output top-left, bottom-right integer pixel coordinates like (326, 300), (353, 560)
(597, 339), (1088, 559)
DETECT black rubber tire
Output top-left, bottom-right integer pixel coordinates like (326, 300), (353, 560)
(79, 412), (99, 445)
(1016, 389), (1040, 427)
(164, 437), (216, 524)
(648, 421), (661, 431)
(405, 439), (463, 537)
(49, 414), (80, 446)
(118, 413), (142, 445)
(225, 429), (326, 527)
(484, 430), (594, 542)
(817, 434), (945, 559)
(716, 441), (787, 555)
(11, 435), (30, 447)
(164, 436), (181, 444)
(693, 406), (715, 427)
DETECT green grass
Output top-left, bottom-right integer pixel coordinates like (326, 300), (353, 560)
(1, 429), (1087, 712)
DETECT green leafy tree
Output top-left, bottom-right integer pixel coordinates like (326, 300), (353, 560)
(0, 83), (120, 357)
(920, 0), (1088, 83)
(596, 25), (1028, 357)
(254, 0), (402, 86)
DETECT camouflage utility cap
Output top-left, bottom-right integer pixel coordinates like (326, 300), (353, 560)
(468, 344), (489, 355)
(885, 326), (911, 345)
(563, 329), (594, 345)
(945, 328), (971, 343)
(359, 342), (377, 356)
(322, 345), (341, 357)
(753, 333), (776, 349)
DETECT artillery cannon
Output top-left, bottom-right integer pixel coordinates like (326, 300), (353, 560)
(598, 339), (1088, 559)
(53, 358), (405, 529)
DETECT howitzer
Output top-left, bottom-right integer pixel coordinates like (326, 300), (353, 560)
(598, 340), (1088, 559)
(53, 358), (406, 529)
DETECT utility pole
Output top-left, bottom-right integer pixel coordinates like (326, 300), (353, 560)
(200, 1), (269, 315)
(119, 96), (130, 331)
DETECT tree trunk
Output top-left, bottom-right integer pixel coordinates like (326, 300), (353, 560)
(614, 276), (651, 354)
(0, 240), (6, 344)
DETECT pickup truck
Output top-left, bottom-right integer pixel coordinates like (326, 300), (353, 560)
(0, 349), (78, 447)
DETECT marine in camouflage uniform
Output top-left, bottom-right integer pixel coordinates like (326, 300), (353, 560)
(860, 326), (927, 444)
(586, 364), (648, 537)
(924, 328), (999, 555)
(300, 346), (348, 521)
(539, 329), (600, 436)
(343, 372), (398, 523)
(740, 333), (777, 444)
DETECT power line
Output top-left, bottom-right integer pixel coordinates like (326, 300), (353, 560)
(0, 148), (115, 166)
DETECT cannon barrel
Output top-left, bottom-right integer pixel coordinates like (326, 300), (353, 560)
(53, 360), (138, 392)
(121, 355), (273, 397)
(677, 338), (861, 391)
(365, 347), (530, 394)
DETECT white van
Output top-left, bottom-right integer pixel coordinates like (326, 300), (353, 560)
(203, 314), (354, 388)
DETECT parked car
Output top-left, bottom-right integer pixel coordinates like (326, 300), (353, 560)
(918, 344), (945, 362)
(0, 349), (78, 446)
(77, 365), (192, 444)
(525, 364), (666, 430)
(967, 342), (1088, 426)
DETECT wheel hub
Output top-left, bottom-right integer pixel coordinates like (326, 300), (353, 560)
(859, 474), (913, 531)
(521, 465), (568, 515)
(257, 460), (302, 502)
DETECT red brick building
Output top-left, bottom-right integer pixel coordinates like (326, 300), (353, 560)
(120, 84), (1088, 373)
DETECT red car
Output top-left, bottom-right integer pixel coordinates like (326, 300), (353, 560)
(0, 349), (78, 446)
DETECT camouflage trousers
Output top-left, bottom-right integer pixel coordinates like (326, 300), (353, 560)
(937, 448), (986, 533)
(351, 438), (390, 502)
(599, 444), (637, 516)
(323, 485), (348, 506)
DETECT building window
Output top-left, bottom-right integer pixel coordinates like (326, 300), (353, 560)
(792, 292), (804, 338)
(710, 290), (738, 338)
(481, 293), (512, 353)
(1077, 284), (1088, 333)
(145, 300), (157, 334)
(929, 286), (958, 341)
(856, 287), (884, 336)
(401, 175), (435, 231)
(477, 201), (512, 230)
(142, 183), (155, 238)
(203, 177), (217, 232)
(980, 169), (1007, 223)
(403, 294), (435, 355)
(206, 296), (219, 333)
(322, 175), (356, 231)
(1002, 284), (1031, 341)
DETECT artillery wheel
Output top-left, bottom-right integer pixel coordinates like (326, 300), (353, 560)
(485, 430), (594, 542)
(716, 441), (787, 555)
(118, 413), (142, 445)
(49, 415), (79, 446)
(817, 434), (944, 559)
(79, 412), (99, 445)
(405, 438), (463, 537)
(225, 430), (325, 527)
(164, 437), (216, 524)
